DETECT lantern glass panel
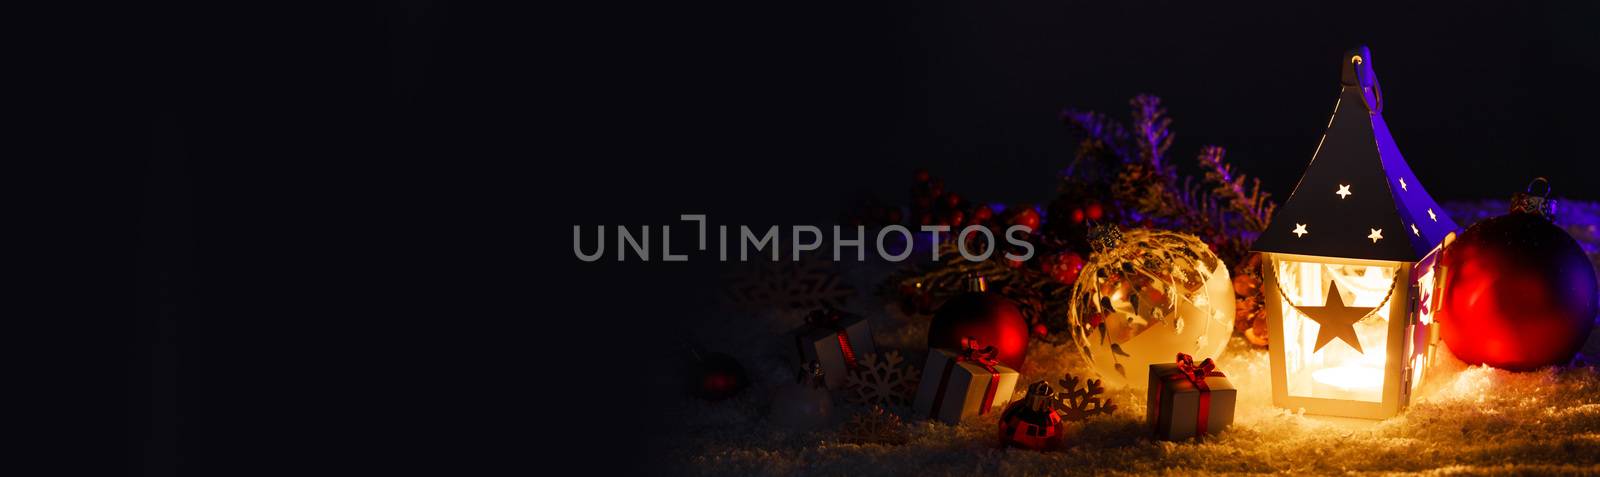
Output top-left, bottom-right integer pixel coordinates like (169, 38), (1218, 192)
(1275, 259), (1397, 403)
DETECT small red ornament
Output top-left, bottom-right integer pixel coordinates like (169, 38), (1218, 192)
(999, 381), (1065, 450)
(928, 275), (1030, 369)
(688, 348), (749, 401)
(1439, 179), (1598, 371)
(769, 362), (834, 431)
(972, 206), (994, 224)
(1010, 207), (1041, 231)
(1085, 203), (1104, 221)
(1042, 252), (1086, 285)
(1071, 208), (1085, 224)
(1031, 323), (1049, 338)
(945, 210), (965, 227)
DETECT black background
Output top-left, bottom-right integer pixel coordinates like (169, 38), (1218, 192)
(37, 0), (1600, 474)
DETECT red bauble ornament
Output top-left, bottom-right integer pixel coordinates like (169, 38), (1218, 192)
(929, 275), (1030, 369)
(1042, 252), (1086, 285)
(1017, 209), (1041, 231)
(972, 206), (994, 224)
(769, 362), (834, 431)
(1085, 203), (1104, 221)
(999, 381), (1065, 451)
(688, 349), (749, 401)
(1440, 190), (1597, 371)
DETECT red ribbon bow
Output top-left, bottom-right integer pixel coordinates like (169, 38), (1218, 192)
(929, 337), (1003, 420)
(957, 337), (1000, 371)
(1175, 353), (1220, 390)
(798, 309), (860, 369)
(1154, 353), (1226, 440)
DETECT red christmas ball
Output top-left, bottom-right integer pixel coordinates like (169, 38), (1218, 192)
(929, 278), (1030, 369)
(1440, 213), (1598, 371)
(688, 350), (749, 401)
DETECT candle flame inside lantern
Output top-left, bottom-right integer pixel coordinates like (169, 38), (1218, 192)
(1311, 365), (1384, 391)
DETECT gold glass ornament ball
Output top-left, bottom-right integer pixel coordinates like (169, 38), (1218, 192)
(1067, 228), (1236, 389)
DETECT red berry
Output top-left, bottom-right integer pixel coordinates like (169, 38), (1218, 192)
(1014, 214), (1040, 231)
(1071, 208), (1085, 224)
(947, 210), (965, 226)
(914, 169), (930, 183)
(945, 193), (961, 208)
(1032, 323), (1049, 337)
(973, 206), (994, 222)
(1087, 203), (1104, 221)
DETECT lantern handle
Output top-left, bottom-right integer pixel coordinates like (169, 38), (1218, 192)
(1526, 177), (1551, 198)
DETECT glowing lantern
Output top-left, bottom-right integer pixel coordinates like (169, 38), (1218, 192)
(1250, 46), (1459, 419)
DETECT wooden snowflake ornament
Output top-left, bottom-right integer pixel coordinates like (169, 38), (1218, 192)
(1054, 373), (1117, 421)
(722, 254), (854, 310)
(843, 351), (919, 407)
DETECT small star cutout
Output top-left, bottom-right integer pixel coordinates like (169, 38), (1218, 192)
(1411, 224), (1420, 236)
(1427, 208), (1437, 222)
(1399, 178), (1408, 191)
(1368, 228), (1384, 243)
(1336, 184), (1352, 199)
(1293, 223), (1308, 237)
(1300, 281), (1375, 353)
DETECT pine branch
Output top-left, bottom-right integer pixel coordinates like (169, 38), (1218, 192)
(1129, 95), (1174, 170)
(1198, 146), (1271, 229)
(1061, 109), (1133, 163)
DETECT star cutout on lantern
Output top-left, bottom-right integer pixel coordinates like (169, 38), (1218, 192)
(1427, 208), (1437, 222)
(1399, 178), (1408, 191)
(1298, 281), (1374, 353)
(1368, 228), (1383, 243)
(1411, 224), (1420, 236)
(1293, 223), (1308, 238)
(1336, 184), (1352, 199)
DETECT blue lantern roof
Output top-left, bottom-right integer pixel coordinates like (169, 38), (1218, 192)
(1252, 46), (1459, 262)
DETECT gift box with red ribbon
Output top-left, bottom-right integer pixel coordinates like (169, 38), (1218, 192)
(794, 309), (876, 389)
(1147, 353), (1236, 441)
(913, 338), (1020, 424)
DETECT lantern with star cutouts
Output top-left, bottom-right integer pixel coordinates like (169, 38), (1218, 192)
(1249, 46), (1459, 420)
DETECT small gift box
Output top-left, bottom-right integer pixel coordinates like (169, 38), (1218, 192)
(913, 338), (1020, 424)
(794, 309), (876, 388)
(1147, 353), (1236, 441)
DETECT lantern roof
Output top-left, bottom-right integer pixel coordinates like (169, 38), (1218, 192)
(1252, 46), (1459, 262)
